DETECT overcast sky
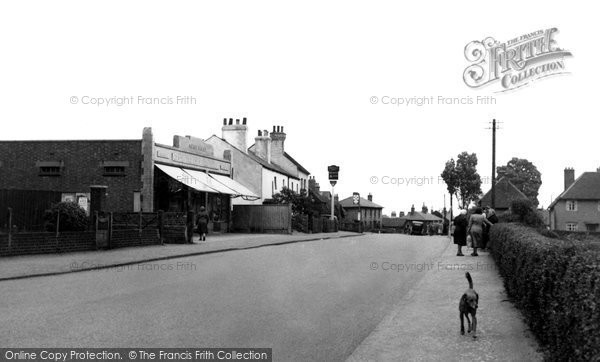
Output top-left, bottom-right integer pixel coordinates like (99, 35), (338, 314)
(1, 1), (596, 215)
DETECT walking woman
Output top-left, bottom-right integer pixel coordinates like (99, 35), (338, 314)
(467, 207), (493, 256)
(196, 206), (209, 242)
(453, 209), (468, 256)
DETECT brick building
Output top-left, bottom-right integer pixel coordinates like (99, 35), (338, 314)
(0, 127), (256, 231)
(339, 193), (383, 230)
(548, 168), (600, 231)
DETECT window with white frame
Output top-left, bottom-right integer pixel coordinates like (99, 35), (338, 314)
(566, 223), (578, 231)
(566, 200), (577, 211)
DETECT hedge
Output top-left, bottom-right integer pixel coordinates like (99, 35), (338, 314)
(489, 223), (600, 361)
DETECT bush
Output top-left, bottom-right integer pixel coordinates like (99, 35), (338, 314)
(490, 223), (600, 360)
(497, 199), (545, 228)
(44, 202), (89, 232)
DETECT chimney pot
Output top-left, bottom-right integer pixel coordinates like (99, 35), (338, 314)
(258, 130), (262, 136)
(273, 126), (276, 133)
(281, 126), (284, 133)
(242, 117), (247, 125)
(228, 118), (233, 125)
(236, 119), (240, 125)
(223, 118), (227, 125)
(264, 130), (268, 136)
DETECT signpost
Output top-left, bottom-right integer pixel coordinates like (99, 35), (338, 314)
(353, 192), (361, 233)
(328, 165), (339, 221)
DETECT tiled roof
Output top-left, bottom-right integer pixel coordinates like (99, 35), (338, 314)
(206, 136), (299, 179)
(479, 177), (529, 209)
(284, 152), (310, 175)
(246, 151), (300, 180)
(401, 212), (443, 222)
(549, 172), (600, 209)
(339, 196), (384, 209)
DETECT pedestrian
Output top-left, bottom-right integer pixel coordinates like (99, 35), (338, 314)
(196, 206), (209, 242)
(467, 207), (493, 256)
(453, 209), (468, 256)
(483, 207), (498, 250)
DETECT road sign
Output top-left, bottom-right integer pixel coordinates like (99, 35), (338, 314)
(328, 165), (339, 181)
(352, 192), (360, 205)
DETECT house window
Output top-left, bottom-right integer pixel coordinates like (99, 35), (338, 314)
(586, 223), (599, 232)
(274, 177), (278, 190)
(566, 200), (577, 211)
(39, 166), (61, 176)
(566, 223), (578, 231)
(103, 166), (126, 176)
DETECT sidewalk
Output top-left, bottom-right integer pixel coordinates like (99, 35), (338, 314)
(348, 239), (543, 362)
(0, 231), (360, 281)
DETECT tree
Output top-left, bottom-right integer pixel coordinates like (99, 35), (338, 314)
(497, 157), (542, 207)
(441, 152), (483, 209)
(271, 187), (309, 216)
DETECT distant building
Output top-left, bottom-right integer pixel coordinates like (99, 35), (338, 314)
(339, 193), (383, 230)
(548, 168), (600, 231)
(479, 177), (529, 213)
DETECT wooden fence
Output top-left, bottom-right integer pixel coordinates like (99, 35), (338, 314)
(231, 204), (292, 234)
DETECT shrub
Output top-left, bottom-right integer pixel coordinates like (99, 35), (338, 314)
(44, 201), (89, 232)
(490, 223), (600, 360)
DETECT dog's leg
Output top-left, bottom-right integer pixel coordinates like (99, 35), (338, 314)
(465, 313), (471, 333)
(460, 312), (465, 335)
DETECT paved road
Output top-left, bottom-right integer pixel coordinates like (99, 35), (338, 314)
(0, 234), (448, 361)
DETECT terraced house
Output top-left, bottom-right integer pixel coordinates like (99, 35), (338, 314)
(548, 168), (600, 231)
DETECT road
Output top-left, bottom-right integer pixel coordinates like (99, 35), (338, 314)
(0, 234), (448, 361)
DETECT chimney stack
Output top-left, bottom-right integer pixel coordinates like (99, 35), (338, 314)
(254, 130), (271, 163)
(270, 125), (287, 167)
(368, 193), (373, 202)
(391, 211), (397, 218)
(564, 167), (575, 190)
(410, 204), (415, 215)
(222, 116), (249, 152)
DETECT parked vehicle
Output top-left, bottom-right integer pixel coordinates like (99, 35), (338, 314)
(404, 220), (425, 235)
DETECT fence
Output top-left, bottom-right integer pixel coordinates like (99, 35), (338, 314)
(0, 189), (62, 232)
(0, 208), (197, 257)
(231, 204), (292, 234)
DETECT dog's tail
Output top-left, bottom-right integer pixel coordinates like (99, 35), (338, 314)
(466, 272), (473, 289)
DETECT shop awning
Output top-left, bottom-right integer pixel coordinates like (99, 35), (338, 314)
(182, 169), (238, 195)
(208, 173), (260, 199)
(155, 164), (220, 193)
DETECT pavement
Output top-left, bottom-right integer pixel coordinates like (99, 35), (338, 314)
(0, 231), (359, 281)
(348, 240), (543, 362)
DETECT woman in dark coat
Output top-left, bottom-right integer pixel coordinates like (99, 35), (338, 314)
(453, 209), (468, 256)
(196, 206), (209, 242)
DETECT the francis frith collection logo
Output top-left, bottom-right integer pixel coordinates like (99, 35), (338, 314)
(463, 28), (572, 92)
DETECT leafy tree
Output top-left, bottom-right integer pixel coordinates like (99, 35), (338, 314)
(497, 157), (542, 207)
(441, 152), (482, 209)
(271, 187), (309, 216)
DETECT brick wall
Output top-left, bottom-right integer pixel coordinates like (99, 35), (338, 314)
(551, 200), (600, 231)
(110, 229), (161, 248)
(0, 231), (96, 256)
(0, 140), (143, 212)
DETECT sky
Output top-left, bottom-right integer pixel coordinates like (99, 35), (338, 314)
(1, 1), (597, 215)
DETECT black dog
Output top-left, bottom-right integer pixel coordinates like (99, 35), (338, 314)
(459, 272), (478, 338)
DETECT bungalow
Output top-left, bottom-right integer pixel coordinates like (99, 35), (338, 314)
(548, 168), (600, 231)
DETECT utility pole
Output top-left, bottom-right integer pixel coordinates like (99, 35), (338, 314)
(491, 119), (497, 209)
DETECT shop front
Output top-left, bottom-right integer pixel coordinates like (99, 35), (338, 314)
(141, 128), (258, 233)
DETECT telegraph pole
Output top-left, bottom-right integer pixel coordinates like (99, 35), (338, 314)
(491, 119), (497, 209)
